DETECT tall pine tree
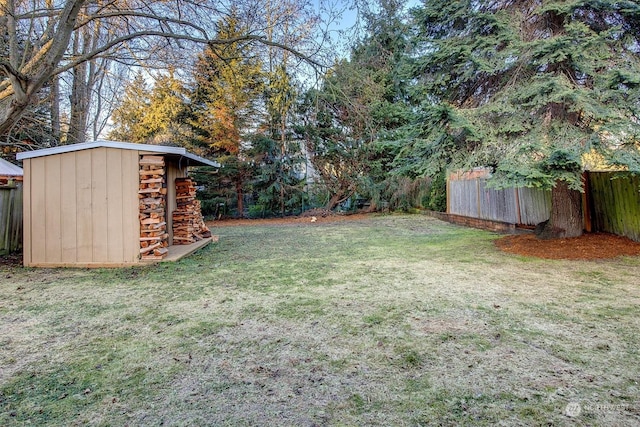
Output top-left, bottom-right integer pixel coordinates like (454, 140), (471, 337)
(407, 0), (640, 237)
(189, 13), (264, 216)
(190, 14), (264, 154)
(109, 73), (150, 142)
(109, 71), (189, 145)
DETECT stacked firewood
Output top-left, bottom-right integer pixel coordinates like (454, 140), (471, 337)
(139, 155), (169, 260)
(172, 177), (211, 245)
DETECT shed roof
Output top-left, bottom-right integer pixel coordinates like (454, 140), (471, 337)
(0, 157), (23, 176)
(16, 140), (220, 168)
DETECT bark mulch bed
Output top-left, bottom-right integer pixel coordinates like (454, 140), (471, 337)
(495, 232), (640, 260)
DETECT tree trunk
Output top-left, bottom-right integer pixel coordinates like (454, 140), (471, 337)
(325, 188), (355, 211)
(0, 0), (84, 136)
(236, 183), (244, 218)
(536, 180), (583, 239)
(68, 31), (91, 144)
(50, 75), (61, 143)
(325, 191), (342, 211)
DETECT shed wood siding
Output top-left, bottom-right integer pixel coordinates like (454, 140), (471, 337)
(23, 147), (140, 266)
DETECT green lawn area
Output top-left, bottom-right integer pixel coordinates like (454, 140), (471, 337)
(1, 214), (639, 426)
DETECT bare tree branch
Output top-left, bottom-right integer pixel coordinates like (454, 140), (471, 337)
(0, 0), (333, 139)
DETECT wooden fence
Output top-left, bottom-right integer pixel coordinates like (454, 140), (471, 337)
(448, 170), (640, 242)
(587, 172), (640, 242)
(447, 174), (551, 226)
(0, 183), (23, 254)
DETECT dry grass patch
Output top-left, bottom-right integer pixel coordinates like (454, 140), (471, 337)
(1, 214), (639, 426)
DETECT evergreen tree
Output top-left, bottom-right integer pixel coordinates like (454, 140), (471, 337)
(190, 14), (265, 155)
(142, 71), (191, 146)
(247, 133), (307, 217)
(406, 0), (640, 237)
(263, 64), (307, 215)
(188, 14), (265, 216)
(298, 0), (414, 210)
(109, 71), (189, 145)
(109, 73), (150, 142)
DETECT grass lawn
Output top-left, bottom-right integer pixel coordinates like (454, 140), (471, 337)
(1, 214), (639, 426)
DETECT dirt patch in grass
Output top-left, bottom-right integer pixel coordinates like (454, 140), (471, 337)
(495, 232), (640, 260)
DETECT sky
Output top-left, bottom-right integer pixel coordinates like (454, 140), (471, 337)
(314, 0), (421, 59)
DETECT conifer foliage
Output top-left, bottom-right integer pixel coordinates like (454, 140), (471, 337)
(108, 0), (640, 230)
(190, 14), (265, 155)
(110, 72), (189, 145)
(405, 0), (640, 237)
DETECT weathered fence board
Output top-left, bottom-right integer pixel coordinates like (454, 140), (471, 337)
(449, 170), (640, 242)
(449, 179), (479, 218)
(448, 177), (550, 226)
(517, 187), (552, 226)
(588, 173), (640, 242)
(0, 184), (23, 254)
(478, 180), (518, 223)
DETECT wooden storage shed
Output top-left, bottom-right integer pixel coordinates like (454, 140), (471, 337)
(16, 140), (219, 267)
